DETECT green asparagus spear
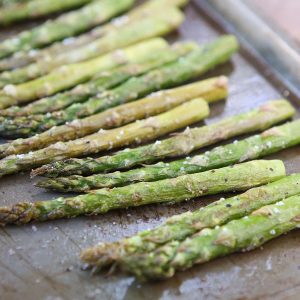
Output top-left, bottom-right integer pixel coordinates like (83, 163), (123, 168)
(81, 174), (300, 270)
(0, 77), (226, 158)
(39, 119), (300, 192)
(0, 0), (188, 71)
(0, 35), (238, 133)
(0, 0), (135, 59)
(0, 7), (184, 88)
(0, 38), (169, 109)
(0, 42), (195, 118)
(0, 0), (92, 25)
(0, 98), (209, 177)
(0, 160), (286, 225)
(117, 194), (300, 281)
(34, 100), (295, 178)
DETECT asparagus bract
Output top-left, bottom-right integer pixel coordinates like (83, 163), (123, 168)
(0, 0), (135, 59)
(0, 42), (195, 118)
(0, 7), (184, 87)
(35, 100), (295, 178)
(0, 98), (209, 177)
(40, 119), (300, 191)
(117, 194), (300, 281)
(0, 38), (169, 109)
(0, 35), (238, 131)
(0, 0), (188, 71)
(0, 160), (286, 225)
(0, 0), (92, 25)
(81, 174), (300, 270)
(0, 77), (226, 158)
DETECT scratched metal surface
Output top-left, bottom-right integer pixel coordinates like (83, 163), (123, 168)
(1, 2), (300, 300)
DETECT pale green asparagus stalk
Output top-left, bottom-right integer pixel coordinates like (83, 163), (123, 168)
(39, 119), (300, 192)
(0, 35), (238, 132)
(0, 98), (209, 177)
(0, 160), (286, 225)
(0, 0), (135, 59)
(0, 0), (92, 25)
(80, 174), (300, 270)
(117, 194), (300, 281)
(34, 100), (295, 178)
(0, 42), (196, 118)
(0, 77), (226, 158)
(0, 38), (169, 109)
(0, 7), (184, 88)
(0, 0), (188, 71)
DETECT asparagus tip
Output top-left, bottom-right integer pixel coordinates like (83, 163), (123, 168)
(80, 248), (97, 263)
(0, 203), (33, 226)
(31, 166), (47, 178)
(35, 178), (68, 192)
(80, 245), (117, 269)
(215, 75), (228, 89)
(34, 179), (50, 189)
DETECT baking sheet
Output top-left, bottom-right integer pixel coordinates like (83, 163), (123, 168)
(0, 2), (300, 300)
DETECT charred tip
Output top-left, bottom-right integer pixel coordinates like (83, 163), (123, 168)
(80, 245), (118, 269)
(0, 202), (34, 226)
(30, 166), (48, 178)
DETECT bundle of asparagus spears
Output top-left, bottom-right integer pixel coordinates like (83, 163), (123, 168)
(0, 0), (300, 283)
(80, 174), (300, 281)
(0, 0), (136, 59)
(0, 0), (188, 70)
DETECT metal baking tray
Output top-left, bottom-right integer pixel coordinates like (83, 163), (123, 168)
(1, 1), (300, 299)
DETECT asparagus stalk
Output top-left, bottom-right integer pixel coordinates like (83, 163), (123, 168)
(0, 38), (169, 109)
(0, 42), (196, 118)
(0, 0), (188, 71)
(0, 0), (92, 25)
(81, 174), (300, 270)
(47, 7), (184, 66)
(0, 98), (209, 177)
(117, 194), (300, 281)
(39, 119), (300, 192)
(0, 77), (226, 158)
(34, 100), (295, 178)
(0, 7), (184, 88)
(0, 35), (238, 132)
(0, 160), (286, 225)
(0, 0), (135, 59)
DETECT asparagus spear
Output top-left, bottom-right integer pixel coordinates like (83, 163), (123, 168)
(0, 38), (169, 109)
(39, 119), (300, 192)
(0, 0), (188, 71)
(81, 174), (300, 270)
(117, 194), (300, 281)
(0, 0), (135, 59)
(0, 42), (195, 118)
(0, 160), (286, 225)
(0, 98), (209, 177)
(0, 7), (184, 88)
(0, 35), (238, 132)
(0, 0), (92, 25)
(34, 100), (295, 178)
(0, 77), (225, 158)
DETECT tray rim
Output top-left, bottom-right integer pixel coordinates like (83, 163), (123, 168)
(192, 0), (300, 110)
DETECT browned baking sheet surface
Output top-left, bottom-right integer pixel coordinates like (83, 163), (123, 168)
(0, 2), (300, 300)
